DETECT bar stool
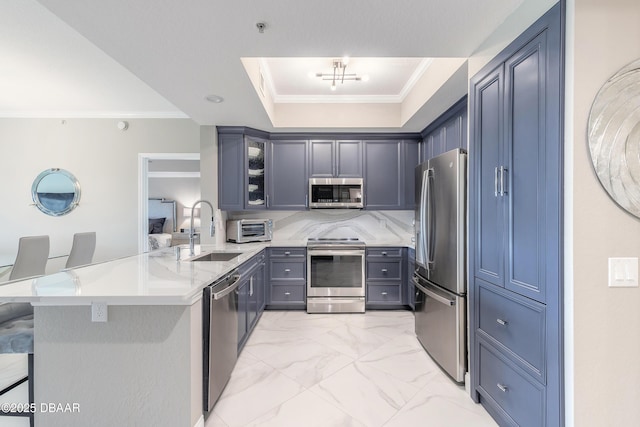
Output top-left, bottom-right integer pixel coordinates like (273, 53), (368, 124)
(0, 235), (48, 427)
(65, 232), (96, 268)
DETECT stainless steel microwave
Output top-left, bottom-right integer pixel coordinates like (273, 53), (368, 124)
(309, 178), (364, 209)
(226, 219), (273, 243)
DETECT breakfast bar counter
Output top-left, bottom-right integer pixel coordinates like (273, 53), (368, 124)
(0, 243), (267, 427)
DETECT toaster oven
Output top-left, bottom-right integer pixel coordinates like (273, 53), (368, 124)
(226, 219), (273, 243)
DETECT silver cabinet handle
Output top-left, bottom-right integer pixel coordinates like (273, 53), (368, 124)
(381, 268), (388, 273)
(284, 268), (291, 273)
(266, 194), (270, 208)
(499, 166), (508, 196)
(494, 167), (499, 197)
(381, 292), (388, 296)
(497, 383), (508, 393)
(284, 251), (290, 256)
(381, 251), (387, 256)
(496, 318), (508, 326)
(284, 292), (291, 296)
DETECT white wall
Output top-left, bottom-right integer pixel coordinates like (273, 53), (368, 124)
(0, 118), (200, 270)
(570, 0), (640, 425)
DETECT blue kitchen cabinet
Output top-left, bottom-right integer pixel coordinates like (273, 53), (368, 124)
(468, 4), (563, 427)
(402, 140), (421, 210)
(364, 140), (420, 210)
(365, 247), (408, 309)
(363, 140), (401, 209)
(309, 140), (362, 178)
(218, 132), (245, 211)
(238, 250), (267, 352)
(268, 140), (308, 209)
(421, 97), (467, 163)
(407, 247), (416, 310)
(218, 127), (271, 211)
(266, 247), (306, 309)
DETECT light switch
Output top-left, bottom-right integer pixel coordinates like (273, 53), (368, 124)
(608, 257), (639, 287)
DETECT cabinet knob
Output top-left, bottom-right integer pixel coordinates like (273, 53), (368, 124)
(381, 292), (388, 296)
(284, 268), (291, 273)
(496, 318), (508, 326)
(381, 268), (388, 273)
(381, 251), (387, 256)
(284, 292), (291, 296)
(284, 251), (290, 256)
(497, 383), (508, 393)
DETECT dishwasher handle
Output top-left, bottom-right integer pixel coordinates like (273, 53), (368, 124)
(211, 274), (242, 300)
(412, 275), (455, 306)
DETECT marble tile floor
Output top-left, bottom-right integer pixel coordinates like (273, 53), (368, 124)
(207, 311), (497, 427)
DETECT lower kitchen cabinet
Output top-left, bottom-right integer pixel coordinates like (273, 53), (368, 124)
(407, 247), (416, 310)
(365, 247), (408, 309)
(237, 250), (266, 352)
(266, 247), (306, 309)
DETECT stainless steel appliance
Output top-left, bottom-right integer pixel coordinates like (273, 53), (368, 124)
(414, 148), (467, 383)
(226, 219), (273, 243)
(309, 178), (363, 209)
(203, 270), (241, 414)
(306, 237), (366, 313)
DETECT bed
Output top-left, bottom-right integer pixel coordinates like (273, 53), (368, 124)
(148, 198), (177, 250)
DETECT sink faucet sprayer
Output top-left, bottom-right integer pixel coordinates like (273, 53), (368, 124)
(189, 200), (215, 256)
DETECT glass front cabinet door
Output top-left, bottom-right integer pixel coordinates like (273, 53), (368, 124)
(246, 136), (267, 209)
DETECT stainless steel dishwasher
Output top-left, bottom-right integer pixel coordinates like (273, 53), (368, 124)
(203, 270), (241, 414)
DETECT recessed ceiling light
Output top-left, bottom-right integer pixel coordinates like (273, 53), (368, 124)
(205, 94), (224, 103)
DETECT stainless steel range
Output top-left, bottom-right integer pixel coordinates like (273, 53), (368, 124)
(306, 237), (365, 313)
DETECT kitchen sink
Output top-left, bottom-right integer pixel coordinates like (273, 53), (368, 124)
(189, 252), (242, 262)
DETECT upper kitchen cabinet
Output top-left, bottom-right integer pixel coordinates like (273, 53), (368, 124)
(364, 138), (420, 210)
(268, 140), (309, 210)
(245, 136), (268, 210)
(309, 140), (362, 178)
(218, 127), (270, 211)
(421, 97), (468, 162)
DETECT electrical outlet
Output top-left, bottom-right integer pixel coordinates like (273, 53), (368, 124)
(608, 257), (639, 287)
(91, 302), (108, 322)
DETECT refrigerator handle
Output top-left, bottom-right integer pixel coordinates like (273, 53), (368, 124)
(426, 168), (435, 270)
(412, 275), (455, 306)
(417, 169), (429, 268)
(500, 166), (508, 196)
(494, 167), (499, 197)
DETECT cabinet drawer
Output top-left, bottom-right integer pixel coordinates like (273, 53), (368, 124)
(367, 248), (402, 258)
(270, 247), (306, 258)
(270, 261), (305, 280)
(270, 284), (305, 304)
(366, 260), (402, 280)
(477, 281), (545, 379)
(478, 340), (544, 427)
(366, 284), (402, 303)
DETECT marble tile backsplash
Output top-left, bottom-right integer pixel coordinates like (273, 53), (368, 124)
(227, 210), (415, 246)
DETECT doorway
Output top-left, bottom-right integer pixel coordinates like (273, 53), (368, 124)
(137, 153), (200, 253)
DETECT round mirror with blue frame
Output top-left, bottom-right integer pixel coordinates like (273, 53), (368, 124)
(31, 168), (81, 216)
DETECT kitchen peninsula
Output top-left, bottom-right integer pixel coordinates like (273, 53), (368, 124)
(0, 243), (267, 427)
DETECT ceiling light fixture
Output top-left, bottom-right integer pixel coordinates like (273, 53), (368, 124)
(205, 94), (224, 103)
(315, 58), (367, 91)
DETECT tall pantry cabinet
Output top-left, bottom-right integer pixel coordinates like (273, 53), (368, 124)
(469, 4), (563, 427)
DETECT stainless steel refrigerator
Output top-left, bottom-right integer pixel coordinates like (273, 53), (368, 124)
(414, 148), (467, 383)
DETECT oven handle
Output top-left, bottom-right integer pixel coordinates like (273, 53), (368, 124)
(412, 275), (455, 306)
(308, 249), (365, 257)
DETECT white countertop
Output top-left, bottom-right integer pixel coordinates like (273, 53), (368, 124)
(0, 239), (413, 307)
(0, 243), (267, 307)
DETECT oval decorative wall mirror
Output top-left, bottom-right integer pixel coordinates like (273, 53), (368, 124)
(588, 58), (640, 219)
(31, 168), (81, 216)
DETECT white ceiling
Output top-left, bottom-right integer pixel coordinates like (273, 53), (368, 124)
(2, 0), (531, 131)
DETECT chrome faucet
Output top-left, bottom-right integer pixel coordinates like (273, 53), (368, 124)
(189, 200), (215, 256)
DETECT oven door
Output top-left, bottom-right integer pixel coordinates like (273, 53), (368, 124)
(307, 249), (365, 297)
